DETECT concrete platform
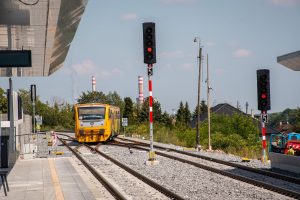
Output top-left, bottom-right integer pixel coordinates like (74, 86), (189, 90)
(0, 157), (96, 200)
(269, 152), (300, 174)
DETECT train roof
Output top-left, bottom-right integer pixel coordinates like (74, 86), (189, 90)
(74, 103), (119, 109)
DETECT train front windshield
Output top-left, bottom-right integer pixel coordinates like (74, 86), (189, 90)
(78, 107), (106, 120)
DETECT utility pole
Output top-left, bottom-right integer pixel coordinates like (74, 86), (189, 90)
(206, 54), (212, 151)
(194, 37), (202, 150)
(30, 84), (36, 135)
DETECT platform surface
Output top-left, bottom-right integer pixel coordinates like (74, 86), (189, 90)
(0, 157), (95, 200)
(269, 152), (300, 174)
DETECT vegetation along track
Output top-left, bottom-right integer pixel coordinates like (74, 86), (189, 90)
(113, 138), (300, 199)
(58, 136), (185, 200)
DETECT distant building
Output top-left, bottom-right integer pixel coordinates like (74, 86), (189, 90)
(277, 121), (294, 134)
(190, 103), (279, 139)
(190, 103), (246, 128)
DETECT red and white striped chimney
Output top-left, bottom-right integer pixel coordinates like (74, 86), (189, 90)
(138, 76), (144, 106)
(92, 76), (96, 92)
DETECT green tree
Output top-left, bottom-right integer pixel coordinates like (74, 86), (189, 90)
(18, 89), (32, 115)
(106, 91), (125, 114)
(176, 101), (185, 124)
(294, 107), (300, 132)
(200, 113), (259, 149)
(57, 103), (74, 130)
(138, 97), (162, 123)
(77, 91), (107, 104)
(161, 111), (172, 127)
(269, 108), (299, 128)
(0, 88), (7, 113)
(192, 100), (207, 119)
(123, 97), (134, 120)
(184, 102), (191, 125)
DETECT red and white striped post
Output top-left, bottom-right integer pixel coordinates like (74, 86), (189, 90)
(261, 110), (268, 163)
(138, 76), (144, 107)
(92, 76), (96, 92)
(147, 64), (156, 162)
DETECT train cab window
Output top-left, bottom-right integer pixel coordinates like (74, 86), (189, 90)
(78, 107), (106, 120)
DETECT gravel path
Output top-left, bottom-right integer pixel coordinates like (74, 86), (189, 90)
(99, 144), (295, 200)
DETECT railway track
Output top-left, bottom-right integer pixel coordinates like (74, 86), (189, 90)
(113, 138), (300, 199)
(58, 136), (185, 200)
(116, 137), (300, 185)
(58, 137), (128, 200)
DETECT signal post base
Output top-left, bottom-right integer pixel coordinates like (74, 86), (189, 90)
(145, 151), (159, 166)
(145, 159), (159, 166)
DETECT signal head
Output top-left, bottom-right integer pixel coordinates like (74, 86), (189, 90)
(143, 22), (156, 64)
(257, 69), (271, 111)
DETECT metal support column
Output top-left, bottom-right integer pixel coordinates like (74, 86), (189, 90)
(194, 37), (202, 150)
(146, 64), (158, 165)
(261, 110), (268, 163)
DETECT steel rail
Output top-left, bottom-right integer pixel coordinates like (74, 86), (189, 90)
(58, 137), (129, 200)
(112, 141), (300, 199)
(81, 143), (185, 200)
(116, 137), (300, 185)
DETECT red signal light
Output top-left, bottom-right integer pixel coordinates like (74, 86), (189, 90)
(261, 93), (267, 99)
(147, 47), (152, 52)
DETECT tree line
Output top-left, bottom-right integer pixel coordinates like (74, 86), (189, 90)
(1, 87), (299, 158)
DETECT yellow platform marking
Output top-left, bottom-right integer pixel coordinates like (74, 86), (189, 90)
(49, 159), (65, 200)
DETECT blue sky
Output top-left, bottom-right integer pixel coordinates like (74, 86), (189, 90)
(2, 0), (300, 114)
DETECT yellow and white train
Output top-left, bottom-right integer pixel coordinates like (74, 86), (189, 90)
(74, 103), (120, 142)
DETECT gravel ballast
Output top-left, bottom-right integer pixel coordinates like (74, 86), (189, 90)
(98, 144), (295, 200)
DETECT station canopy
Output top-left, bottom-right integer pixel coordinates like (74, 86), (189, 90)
(0, 0), (88, 77)
(277, 50), (300, 71)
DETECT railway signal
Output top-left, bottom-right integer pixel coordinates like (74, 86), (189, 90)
(257, 69), (270, 111)
(256, 69), (271, 163)
(143, 22), (159, 165)
(143, 22), (156, 64)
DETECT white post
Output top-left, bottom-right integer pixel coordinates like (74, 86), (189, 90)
(207, 54), (212, 151)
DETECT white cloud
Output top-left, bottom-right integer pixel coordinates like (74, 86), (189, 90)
(67, 60), (122, 79)
(268, 0), (300, 6)
(160, 0), (196, 4)
(160, 50), (185, 58)
(233, 49), (253, 58)
(71, 60), (95, 75)
(121, 13), (138, 20)
(181, 63), (194, 70)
